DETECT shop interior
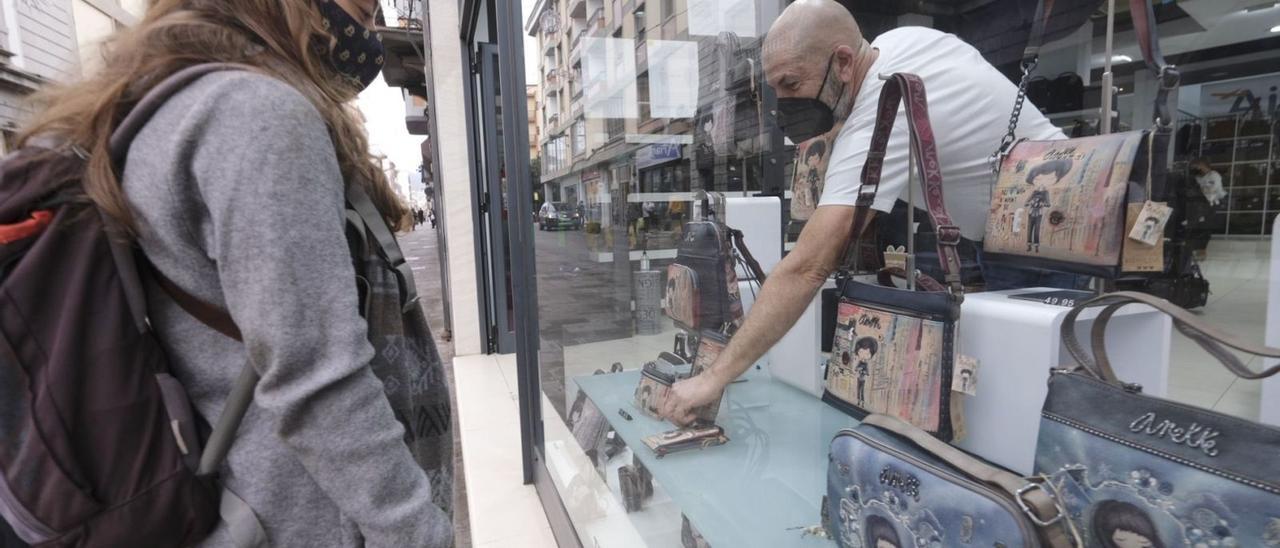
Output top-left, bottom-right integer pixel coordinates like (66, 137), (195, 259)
(501, 0), (1280, 546)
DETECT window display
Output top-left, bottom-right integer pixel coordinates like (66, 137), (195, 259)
(506, 0), (1280, 546)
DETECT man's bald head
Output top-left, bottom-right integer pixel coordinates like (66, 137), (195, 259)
(764, 0), (870, 103)
(766, 0), (862, 61)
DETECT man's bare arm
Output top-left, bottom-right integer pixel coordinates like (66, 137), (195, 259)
(660, 204), (865, 424)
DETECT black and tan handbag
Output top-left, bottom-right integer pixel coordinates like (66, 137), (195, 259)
(983, 0), (1179, 277)
(824, 73), (966, 441)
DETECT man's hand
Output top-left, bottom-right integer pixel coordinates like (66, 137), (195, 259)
(659, 372), (726, 426)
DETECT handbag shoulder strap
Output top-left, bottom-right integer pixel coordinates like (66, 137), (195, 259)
(1001, 0), (1180, 155)
(861, 414), (1078, 547)
(1061, 291), (1280, 383)
(727, 227), (767, 283)
(839, 73), (963, 292)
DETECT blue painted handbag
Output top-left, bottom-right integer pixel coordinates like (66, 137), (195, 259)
(827, 414), (1080, 548)
(1035, 291), (1280, 548)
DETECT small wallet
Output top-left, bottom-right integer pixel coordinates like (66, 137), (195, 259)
(642, 424), (729, 458)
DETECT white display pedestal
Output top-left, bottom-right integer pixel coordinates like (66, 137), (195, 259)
(726, 196), (781, 369)
(724, 196), (782, 276)
(766, 280), (836, 397)
(1262, 216), (1280, 426)
(954, 289), (1172, 474)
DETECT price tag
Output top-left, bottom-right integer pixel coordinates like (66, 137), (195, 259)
(1043, 296), (1078, 307)
(883, 245), (908, 271)
(1122, 203), (1165, 272)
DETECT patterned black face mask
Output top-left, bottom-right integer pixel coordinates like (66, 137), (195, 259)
(316, 0), (385, 90)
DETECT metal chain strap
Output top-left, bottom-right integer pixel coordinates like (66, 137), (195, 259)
(989, 60), (1037, 174)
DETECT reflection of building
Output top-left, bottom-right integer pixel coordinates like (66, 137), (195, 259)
(524, 0), (775, 236)
(0, 0), (112, 151)
(527, 84), (541, 161)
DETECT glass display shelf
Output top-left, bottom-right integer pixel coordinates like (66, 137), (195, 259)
(575, 367), (857, 548)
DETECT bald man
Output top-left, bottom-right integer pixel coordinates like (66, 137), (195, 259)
(660, 0), (1064, 425)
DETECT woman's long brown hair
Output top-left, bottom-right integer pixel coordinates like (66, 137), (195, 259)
(17, 0), (410, 233)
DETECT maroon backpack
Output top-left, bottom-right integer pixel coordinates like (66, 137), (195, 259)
(0, 64), (260, 547)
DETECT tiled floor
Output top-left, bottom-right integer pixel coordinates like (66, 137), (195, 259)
(453, 237), (1277, 548)
(1167, 239), (1270, 421)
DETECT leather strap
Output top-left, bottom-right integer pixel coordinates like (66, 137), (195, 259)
(728, 228), (767, 283)
(875, 267), (945, 292)
(1062, 291), (1280, 382)
(1021, 0), (1055, 65)
(862, 414), (1077, 547)
(149, 268), (242, 341)
(1024, 0), (1178, 128)
(839, 73), (963, 291)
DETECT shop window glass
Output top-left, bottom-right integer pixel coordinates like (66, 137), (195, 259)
(514, 1), (1280, 545)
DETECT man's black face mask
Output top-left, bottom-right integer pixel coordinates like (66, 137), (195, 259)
(775, 52), (846, 143)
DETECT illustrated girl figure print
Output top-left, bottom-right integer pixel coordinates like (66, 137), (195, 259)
(1092, 500), (1166, 548)
(1023, 158), (1074, 253)
(853, 337), (878, 407)
(1139, 216), (1161, 243)
(803, 138), (828, 205)
(790, 137), (830, 220)
(864, 515), (903, 548)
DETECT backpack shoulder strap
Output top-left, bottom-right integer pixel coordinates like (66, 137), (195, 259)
(108, 62), (261, 479)
(109, 63), (256, 164)
(345, 184), (420, 313)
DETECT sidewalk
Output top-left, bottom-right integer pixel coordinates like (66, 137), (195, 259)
(399, 225), (474, 547)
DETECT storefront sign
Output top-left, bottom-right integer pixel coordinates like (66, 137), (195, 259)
(635, 143), (682, 170)
(1200, 72), (1280, 118)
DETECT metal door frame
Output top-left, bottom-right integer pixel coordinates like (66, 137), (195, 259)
(474, 43), (518, 353)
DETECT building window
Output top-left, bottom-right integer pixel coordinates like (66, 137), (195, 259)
(573, 119), (586, 155)
(662, 0), (674, 20)
(637, 72), (650, 122)
(634, 3), (646, 42)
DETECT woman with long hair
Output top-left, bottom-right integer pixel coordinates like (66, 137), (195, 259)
(17, 0), (453, 546)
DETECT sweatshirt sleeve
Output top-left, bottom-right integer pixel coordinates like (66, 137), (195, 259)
(185, 73), (450, 547)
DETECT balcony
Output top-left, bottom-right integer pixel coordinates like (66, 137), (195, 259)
(545, 67), (560, 88)
(569, 30), (584, 62)
(587, 8), (606, 36)
(548, 113), (561, 129)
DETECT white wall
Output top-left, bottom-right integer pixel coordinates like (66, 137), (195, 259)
(429, 0), (483, 356)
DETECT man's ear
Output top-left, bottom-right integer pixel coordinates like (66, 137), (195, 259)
(834, 44), (857, 83)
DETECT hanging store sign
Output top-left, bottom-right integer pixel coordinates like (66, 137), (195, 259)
(635, 143), (682, 170)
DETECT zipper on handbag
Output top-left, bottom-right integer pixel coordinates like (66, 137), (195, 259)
(843, 295), (951, 322)
(833, 428), (1042, 546)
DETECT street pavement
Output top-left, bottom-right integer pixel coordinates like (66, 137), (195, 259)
(398, 223), (471, 548)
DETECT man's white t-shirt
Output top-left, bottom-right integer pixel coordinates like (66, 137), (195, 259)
(820, 27), (1065, 241)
